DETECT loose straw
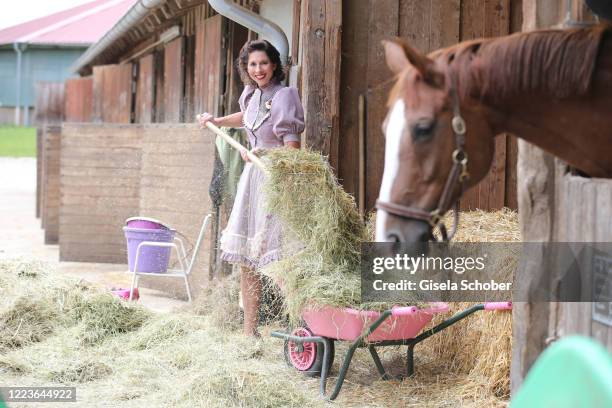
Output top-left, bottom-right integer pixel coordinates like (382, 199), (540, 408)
(197, 116), (268, 172)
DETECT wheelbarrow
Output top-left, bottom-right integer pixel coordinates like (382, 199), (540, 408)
(271, 301), (512, 400)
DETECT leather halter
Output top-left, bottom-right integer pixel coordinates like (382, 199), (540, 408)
(376, 82), (469, 242)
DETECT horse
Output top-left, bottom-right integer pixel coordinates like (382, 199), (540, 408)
(375, 24), (612, 243)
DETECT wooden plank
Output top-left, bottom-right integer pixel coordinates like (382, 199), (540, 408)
(399, 0), (431, 52)
(42, 127), (61, 244)
(183, 34), (196, 123)
(505, 135), (519, 209)
(225, 21), (249, 116)
(204, 15), (224, 116)
(34, 82), (65, 125)
(339, 0), (369, 200)
(136, 54), (155, 123)
(292, 0), (302, 63)
(193, 15), (207, 116)
(301, 0), (330, 152)
(92, 64), (133, 123)
(365, 0), (399, 211)
(154, 51), (165, 122)
(36, 128), (42, 218)
(64, 77), (93, 122)
(326, 0), (342, 171)
(163, 37), (184, 122)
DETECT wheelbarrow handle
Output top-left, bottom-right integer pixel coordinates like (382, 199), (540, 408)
(391, 306), (419, 316)
(484, 301), (512, 311)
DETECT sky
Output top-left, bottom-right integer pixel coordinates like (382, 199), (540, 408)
(0, 0), (98, 30)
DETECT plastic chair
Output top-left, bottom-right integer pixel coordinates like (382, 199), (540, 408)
(129, 214), (212, 302)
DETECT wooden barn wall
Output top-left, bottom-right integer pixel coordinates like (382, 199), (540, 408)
(64, 77), (93, 122)
(339, 0), (522, 212)
(58, 124), (216, 297)
(34, 82), (65, 125)
(163, 37), (185, 122)
(194, 14), (225, 117)
(59, 124), (142, 263)
(136, 54), (155, 123)
(92, 64), (134, 123)
(300, 0), (342, 167)
(138, 124), (215, 296)
(41, 126), (61, 244)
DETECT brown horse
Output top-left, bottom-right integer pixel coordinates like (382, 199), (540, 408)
(375, 25), (612, 243)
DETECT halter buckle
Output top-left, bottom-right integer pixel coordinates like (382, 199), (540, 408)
(451, 115), (466, 135)
(429, 210), (442, 228)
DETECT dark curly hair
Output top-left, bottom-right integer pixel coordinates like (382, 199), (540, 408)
(237, 40), (285, 86)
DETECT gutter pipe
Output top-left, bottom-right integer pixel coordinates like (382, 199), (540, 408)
(207, 0), (289, 65)
(13, 42), (25, 125)
(71, 0), (164, 74)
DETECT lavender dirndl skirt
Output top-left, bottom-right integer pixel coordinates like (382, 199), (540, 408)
(219, 162), (285, 269)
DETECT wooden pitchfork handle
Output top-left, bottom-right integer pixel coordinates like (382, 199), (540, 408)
(197, 115), (268, 173)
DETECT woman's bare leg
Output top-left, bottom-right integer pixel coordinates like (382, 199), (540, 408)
(241, 266), (261, 336)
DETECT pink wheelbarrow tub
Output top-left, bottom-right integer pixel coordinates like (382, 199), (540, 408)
(271, 301), (512, 400)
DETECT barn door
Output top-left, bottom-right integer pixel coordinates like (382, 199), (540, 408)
(135, 54), (154, 123)
(92, 63), (133, 123)
(163, 37), (184, 122)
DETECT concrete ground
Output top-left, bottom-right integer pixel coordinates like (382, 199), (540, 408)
(0, 157), (187, 313)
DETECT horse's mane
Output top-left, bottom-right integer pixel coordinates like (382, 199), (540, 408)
(436, 25), (609, 102)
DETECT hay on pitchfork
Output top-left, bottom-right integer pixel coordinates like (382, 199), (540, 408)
(260, 148), (369, 321)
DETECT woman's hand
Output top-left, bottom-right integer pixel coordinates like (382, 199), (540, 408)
(197, 112), (217, 128)
(240, 147), (262, 163)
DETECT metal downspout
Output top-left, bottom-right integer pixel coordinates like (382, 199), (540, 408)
(13, 42), (23, 125)
(207, 0), (289, 65)
(71, 0), (165, 74)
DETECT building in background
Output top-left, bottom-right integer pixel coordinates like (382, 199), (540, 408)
(0, 0), (136, 125)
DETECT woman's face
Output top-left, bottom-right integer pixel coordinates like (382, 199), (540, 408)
(247, 50), (276, 87)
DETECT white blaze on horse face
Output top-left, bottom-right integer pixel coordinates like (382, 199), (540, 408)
(376, 99), (406, 241)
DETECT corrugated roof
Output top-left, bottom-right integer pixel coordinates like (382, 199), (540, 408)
(0, 0), (138, 46)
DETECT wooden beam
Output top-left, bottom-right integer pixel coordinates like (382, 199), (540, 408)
(511, 0), (562, 396)
(300, 0), (342, 158)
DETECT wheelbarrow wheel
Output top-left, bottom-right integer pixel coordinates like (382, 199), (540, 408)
(284, 326), (334, 377)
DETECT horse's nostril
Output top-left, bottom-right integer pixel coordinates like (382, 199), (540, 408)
(418, 231), (432, 242)
(387, 233), (401, 243)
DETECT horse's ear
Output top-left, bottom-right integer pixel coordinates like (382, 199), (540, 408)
(382, 38), (444, 88)
(383, 39), (411, 74)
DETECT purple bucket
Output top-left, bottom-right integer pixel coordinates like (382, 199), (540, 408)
(123, 227), (176, 273)
(126, 216), (171, 230)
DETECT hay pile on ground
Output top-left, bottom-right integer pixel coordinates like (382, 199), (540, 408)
(1, 257), (515, 407)
(421, 209), (519, 398)
(0, 262), (505, 408)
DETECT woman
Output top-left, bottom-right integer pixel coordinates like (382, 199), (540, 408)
(198, 40), (304, 336)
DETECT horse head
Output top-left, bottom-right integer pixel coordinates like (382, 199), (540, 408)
(375, 39), (495, 243)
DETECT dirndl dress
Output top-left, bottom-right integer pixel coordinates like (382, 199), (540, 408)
(219, 80), (305, 270)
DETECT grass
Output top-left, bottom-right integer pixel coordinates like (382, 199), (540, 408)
(0, 126), (36, 157)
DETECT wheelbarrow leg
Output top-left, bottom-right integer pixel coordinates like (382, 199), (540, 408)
(406, 343), (415, 376)
(327, 341), (360, 400)
(368, 345), (392, 380)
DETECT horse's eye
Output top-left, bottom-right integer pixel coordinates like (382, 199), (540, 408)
(412, 121), (436, 142)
